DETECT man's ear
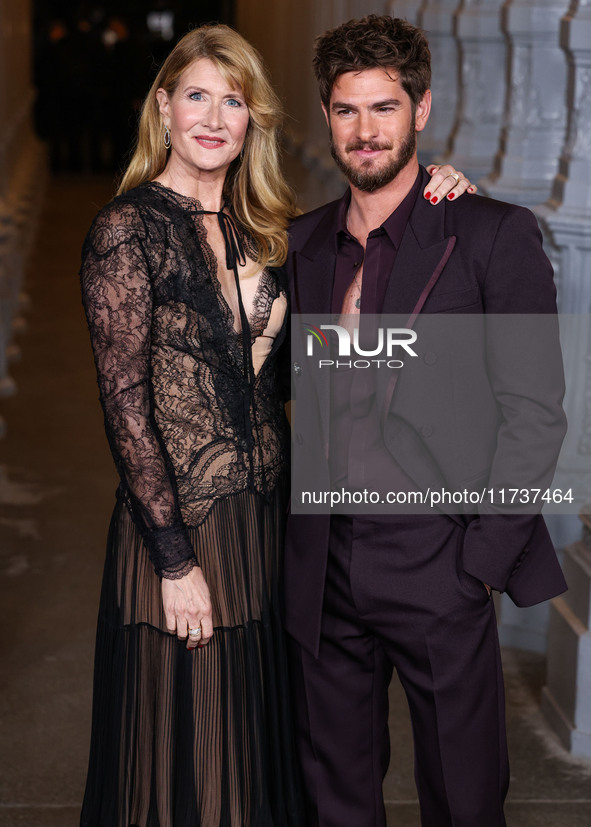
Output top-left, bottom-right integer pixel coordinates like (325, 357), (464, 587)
(415, 90), (431, 132)
(321, 103), (330, 129)
(156, 88), (170, 123)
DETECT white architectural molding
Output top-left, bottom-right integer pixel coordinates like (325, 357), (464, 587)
(480, 0), (571, 204)
(417, 0), (463, 165)
(439, 0), (506, 180)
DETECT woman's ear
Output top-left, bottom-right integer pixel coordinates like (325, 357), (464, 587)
(156, 88), (170, 123)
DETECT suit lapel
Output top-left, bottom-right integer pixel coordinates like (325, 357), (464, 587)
(378, 173), (460, 526)
(378, 175), (457, 418)
(292, 248), (335, 315)
(291, 202), (340, 315)
(382, 168), (456, 316)
(292, 201), (341, 456)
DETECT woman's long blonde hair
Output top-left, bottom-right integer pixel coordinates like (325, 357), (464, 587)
(118, 24), (297, 267)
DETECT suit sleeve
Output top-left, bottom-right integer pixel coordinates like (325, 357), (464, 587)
(480, 205), (558, 313)
(461, 207), (567, 593)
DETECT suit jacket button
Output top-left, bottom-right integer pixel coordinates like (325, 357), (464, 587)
(293, 361), (302, 375)
(421, 425), (433, 437)
(424, 351), (437, 365)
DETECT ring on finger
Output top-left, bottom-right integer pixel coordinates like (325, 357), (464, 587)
(188, 627), (202, 638)
(447, 172), (460, 184)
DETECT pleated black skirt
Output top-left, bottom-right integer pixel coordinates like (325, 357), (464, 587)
(80, 486), (304, 827)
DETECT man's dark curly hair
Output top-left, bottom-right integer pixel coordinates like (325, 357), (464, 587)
(313, 15), (431, 110)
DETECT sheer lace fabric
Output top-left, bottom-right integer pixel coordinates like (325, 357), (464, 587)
(80, 182), (289, 577)
(79, 183), (301, 826)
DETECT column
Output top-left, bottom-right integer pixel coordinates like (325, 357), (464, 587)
(389, 0), (425, 25)
(0, 2), (18, 432)
(302, 1), (347, 206)
(480, 0), (571, 205)
(532, 0), (591, 755)
(236, 0), (340, 208)
(439, 0), (506, 181)
(535, 0), (591, 494)
(0, 203), (20, 438)
(416, 0), (463, 166)
(542, 514), (591, 759)
(0, 0), (47, 439)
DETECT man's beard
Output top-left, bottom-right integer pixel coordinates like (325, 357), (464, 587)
(329, 119), (417, 193)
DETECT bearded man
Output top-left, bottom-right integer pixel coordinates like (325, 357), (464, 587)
(284, 15), (567, 827)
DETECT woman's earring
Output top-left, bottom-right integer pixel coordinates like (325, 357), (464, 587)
(163, 126), (172, 149)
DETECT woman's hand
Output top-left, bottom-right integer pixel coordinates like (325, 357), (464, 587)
(424, 164), (477, 204)
(162, 565), (214, 650)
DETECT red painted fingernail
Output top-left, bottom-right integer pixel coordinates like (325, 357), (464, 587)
(431, 196), (438, 204)
(198, 643), (205, 649)
(424, 191), (431, 200)
(448, 192), (455, 200)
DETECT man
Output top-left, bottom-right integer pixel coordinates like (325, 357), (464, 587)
(284, 15), (567, 827)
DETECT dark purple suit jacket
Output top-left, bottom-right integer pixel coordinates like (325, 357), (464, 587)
(284, 166), (568, 657)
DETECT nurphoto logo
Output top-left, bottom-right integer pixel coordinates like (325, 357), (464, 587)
(304, 323), (418, 369)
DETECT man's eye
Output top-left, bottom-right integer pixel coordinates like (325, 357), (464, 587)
(336, 108), (353, 116)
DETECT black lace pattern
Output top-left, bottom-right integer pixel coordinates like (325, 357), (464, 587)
(80, 183), (289, 579)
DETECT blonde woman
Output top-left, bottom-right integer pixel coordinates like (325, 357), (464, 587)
(80, 24), (301, 827)
(79, 22), (472, 827)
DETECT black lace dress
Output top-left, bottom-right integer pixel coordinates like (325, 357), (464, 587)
(79, 182), (302, 827)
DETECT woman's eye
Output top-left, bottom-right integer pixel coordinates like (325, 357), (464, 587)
(226, 98), (242, 107)
(189, 92), (203, 101)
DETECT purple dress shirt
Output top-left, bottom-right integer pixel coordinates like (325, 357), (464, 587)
(331, 171), (422, 315)
(329, 172), (423, 501)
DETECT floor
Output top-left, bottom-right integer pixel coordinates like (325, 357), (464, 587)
(0, 175), (590, 826)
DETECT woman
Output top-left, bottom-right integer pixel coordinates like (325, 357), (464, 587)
(80, 22), (472, 827)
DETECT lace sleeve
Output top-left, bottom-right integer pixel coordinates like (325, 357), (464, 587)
(80, 200), (197, 579)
